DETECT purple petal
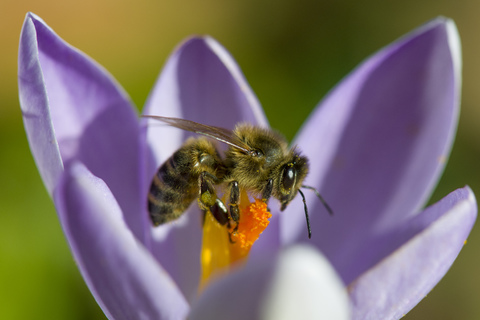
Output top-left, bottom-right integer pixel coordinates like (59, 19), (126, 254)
(18, 13), (63, 193)
(189, 245), (350, 320)
(143, 36), (267, 165)
(348, 186), (476, 319)
(281, 18), (461, 283)
(140, 36), (271, 300)
(18, 13), (144, 238)
(54, 162), (189, 320)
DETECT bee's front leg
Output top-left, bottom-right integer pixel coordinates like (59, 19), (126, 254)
(262, 178), (273, 202)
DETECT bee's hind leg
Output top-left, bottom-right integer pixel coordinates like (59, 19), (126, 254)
(198, 171), (230, 226)
(209, 199), (229, 225)
(198, 171), (220, 210)
(208, 200), (237, 244)
(199, 173), (239, 244)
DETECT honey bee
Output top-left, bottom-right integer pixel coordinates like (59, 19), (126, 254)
(144, 116), (332, 239)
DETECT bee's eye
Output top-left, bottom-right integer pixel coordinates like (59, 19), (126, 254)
(282, 165), (296, 192)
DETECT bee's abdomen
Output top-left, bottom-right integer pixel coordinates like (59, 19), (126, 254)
(148, 150), (198, 226)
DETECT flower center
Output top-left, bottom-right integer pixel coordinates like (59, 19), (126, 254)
(199, 190), (271, 291)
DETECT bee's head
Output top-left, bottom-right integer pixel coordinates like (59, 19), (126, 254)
(275, 151), (332, 240)
(278, 152), (309, 211)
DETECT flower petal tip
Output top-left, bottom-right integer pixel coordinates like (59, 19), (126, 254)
(463, 185), (477, 221)
(348, 186), (476, 319)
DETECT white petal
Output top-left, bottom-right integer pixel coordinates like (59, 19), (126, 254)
(189, 245), (350, 320)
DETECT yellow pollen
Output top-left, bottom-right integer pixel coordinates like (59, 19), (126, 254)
(199, 191), (271, 291)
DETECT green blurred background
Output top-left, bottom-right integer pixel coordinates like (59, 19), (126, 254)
(1, 0), (479, 319)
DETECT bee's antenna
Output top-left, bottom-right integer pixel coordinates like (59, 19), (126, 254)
(301, 185), (333, 216)
(298, 189), (312, 239)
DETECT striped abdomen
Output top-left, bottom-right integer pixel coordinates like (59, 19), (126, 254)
(147, 137), (224, 226)
(148, 145), (199, 226)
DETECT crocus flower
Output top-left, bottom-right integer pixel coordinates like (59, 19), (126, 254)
(18, 11), (476, 320)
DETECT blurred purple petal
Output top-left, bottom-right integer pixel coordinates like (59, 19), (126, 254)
(54, 162), (189, 320)
(140, 36), (271, 300)
(348, 186), (476, 319)
(189, 245), (350, 320)
(18, 13), (144, 238)
(281, 18), (461, 283)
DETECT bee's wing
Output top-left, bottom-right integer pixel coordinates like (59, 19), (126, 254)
(143, 115), (251, 153)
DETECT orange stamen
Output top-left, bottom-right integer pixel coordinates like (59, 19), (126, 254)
(229, 198), (271, 263)
(199, 191), (271, 291)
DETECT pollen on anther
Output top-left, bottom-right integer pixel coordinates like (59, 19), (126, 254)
(230, 198), (271, 250)
(199, 193), (271, 290)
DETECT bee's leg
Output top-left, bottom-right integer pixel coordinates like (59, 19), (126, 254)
(199, 174), (235, 243)
(198, 171), (220, 210)
(262, 179), (273, 202)
(211, 186), (236, 244)
(262, 178), (274, 211)
(198, 172), (231, 226)
(228, 181), (240, 233)
(209, 199), (229, 226)
(225, 181), (240, 244)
